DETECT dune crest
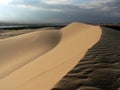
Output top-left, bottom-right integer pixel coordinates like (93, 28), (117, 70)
(0, 22), (102, 90)
(52, 27), (120, 90)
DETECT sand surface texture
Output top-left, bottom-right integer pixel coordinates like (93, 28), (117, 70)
(52, 28), (120, 90)
(0, 22), (102, 90)
(0, 29), (36, 39)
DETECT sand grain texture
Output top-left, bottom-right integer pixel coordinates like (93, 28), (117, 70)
(0, 22), (102, 90)
(52, 27), (120, 90)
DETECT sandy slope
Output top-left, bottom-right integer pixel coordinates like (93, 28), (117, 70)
(52, 27), (120, 90)
(0, 22), (102, 90)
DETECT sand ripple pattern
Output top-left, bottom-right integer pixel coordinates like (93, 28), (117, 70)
(52, 28), (120, 90)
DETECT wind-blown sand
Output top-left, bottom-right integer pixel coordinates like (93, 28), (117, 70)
(52, 27), (120, 90)
(0, 22), (105, 90)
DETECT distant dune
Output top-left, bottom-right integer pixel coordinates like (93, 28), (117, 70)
(0, 22), (109, 90)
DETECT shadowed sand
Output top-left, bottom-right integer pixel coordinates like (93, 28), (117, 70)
(52, 27), (120, 90)
(0, 22), (102, 90)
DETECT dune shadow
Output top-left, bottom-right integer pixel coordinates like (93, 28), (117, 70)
(52, 27), (120, 90)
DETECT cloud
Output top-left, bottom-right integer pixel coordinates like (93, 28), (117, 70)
(16, 4), (63, 12)
(0, 0), (120, 23)
(78, 0), (120, 17)
(9, 0), (77, 12)
(0, 0), (12, 5)
(9, 0), (52, 11)
(16, 5), (41, 10)
(79, 0), (118, 11)
(10, 0), (120, 14)
(41, 0), (73, 4)
(9, 0), (41, 6)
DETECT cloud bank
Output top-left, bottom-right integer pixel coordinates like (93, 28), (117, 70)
(0, 0), (119, 23)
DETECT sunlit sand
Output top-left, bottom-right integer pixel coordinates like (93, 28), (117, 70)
(0, 22), (102, 90)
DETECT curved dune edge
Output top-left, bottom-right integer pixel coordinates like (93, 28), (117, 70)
(52, 27), (120, 90)
(0, 22), (102, 90)
(0, 30), (62, 78)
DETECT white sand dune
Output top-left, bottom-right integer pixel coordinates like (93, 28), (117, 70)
(0, 22), (102, 90)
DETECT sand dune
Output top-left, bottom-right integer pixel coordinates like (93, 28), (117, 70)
(52, 27), (120, 90)
(0, 22), (102, 90)
(0, 30), (61, 78)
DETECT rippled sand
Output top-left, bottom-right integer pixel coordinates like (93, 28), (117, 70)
(52, 27), (120, 90)
(0, 22), (114, 90)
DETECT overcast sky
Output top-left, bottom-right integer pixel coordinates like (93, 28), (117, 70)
(0, 0), (120, 24)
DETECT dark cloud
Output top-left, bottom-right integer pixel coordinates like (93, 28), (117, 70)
(4, 0), (120, 23)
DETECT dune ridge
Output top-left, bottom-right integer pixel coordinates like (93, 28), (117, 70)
(52, 28), (120, 90)
(0, 22), (102, 90)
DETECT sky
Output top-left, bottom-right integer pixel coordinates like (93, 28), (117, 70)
(0, 0), (120, 24)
